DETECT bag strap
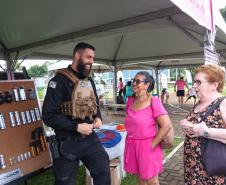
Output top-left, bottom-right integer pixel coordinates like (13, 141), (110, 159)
(149, 97), (160, 124)
(200, 96), (225, 122)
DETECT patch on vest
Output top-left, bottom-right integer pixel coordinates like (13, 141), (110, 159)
(79, 81), (85, 87)
(49, 81), (57, 89)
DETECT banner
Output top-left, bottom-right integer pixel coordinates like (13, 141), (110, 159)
(204, 48), (219, 65)
(170, 0), (214, 31)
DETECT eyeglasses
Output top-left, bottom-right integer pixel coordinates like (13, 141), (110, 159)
(132, 79), (147, 85)
(193, 80), (209, 86)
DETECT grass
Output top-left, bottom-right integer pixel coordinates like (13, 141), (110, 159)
(20, 137), (184, 185)
(121, 174), (137, 185)
(20, 166), (86, 185)
(164, 137), (184, 156)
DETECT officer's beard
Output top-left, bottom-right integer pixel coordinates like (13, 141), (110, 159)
(77, 58), (92, 78)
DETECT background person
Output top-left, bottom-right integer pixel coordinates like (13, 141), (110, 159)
(180, 64), (226, 184)
(42, 42), (110, 185)
(160, 73), (169, 104)
(124, 80), (133, 103)
(161, 88), (169, 104)
(174, 76), (189, 106)
(124, 71), (172, 185)
(184, 87), (196, 105)
(117, 77), (124, 97)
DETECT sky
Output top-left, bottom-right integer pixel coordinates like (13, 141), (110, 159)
(216, 0), (226, 8)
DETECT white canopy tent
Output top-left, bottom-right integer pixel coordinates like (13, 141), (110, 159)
(0, 0), (226, 101)
(1, 0), (226, 64)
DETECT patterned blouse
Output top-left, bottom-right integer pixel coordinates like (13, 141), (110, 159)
(184, 97), (226, 185)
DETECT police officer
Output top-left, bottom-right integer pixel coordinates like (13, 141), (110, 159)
(42, 42), (111, 185)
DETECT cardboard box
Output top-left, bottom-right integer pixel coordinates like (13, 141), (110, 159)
(86, 171), (93, 185)
(86, 158), (121, 185)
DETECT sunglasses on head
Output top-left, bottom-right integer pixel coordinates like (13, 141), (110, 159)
(132, 79), (148, 85)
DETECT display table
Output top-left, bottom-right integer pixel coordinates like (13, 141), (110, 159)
(86, 124), (127, 185)
(100, 124), (127, 178)
(100, 125), (126, 159)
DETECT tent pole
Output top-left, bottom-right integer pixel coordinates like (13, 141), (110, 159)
(155, 60), (164, 97)
(0, 41), (15, 80)
(154, 67), (160, 97)
(0, 41), (11, 80)
(113, 65), (117, 104)
(4, 50), (14, 80)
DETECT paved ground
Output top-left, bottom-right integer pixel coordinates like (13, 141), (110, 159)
(101, 92), (194, 184)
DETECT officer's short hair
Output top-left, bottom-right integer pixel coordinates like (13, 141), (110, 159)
(73, 42), (95, 56)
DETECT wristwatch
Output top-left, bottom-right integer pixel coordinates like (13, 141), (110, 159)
(203, 131), (209, 137)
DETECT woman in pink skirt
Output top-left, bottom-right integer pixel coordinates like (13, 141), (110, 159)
(124, 71), (173, 185)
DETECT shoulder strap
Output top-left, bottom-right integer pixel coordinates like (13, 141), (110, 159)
(150, 96), (157, 107)
(57, 68), (79, 84)
(150, 96), (155, 115)
(88, 77), (99, 105)
(200, 97), (225, 122)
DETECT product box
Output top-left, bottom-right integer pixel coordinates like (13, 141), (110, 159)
(86, 158), (121, 185)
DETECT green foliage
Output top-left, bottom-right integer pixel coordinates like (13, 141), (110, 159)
(28, 64), (48, 77)
(222, 86), (226, 96)
(220, 7), (226, 21)
(37, 87), (45, 100)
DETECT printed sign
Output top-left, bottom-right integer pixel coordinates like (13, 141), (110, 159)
(0, 168), (23, 185)
(204, 48), (219, 65)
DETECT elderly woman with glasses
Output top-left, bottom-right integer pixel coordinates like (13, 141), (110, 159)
(124, 71), (172, 185)
(180, 64), (226, 184)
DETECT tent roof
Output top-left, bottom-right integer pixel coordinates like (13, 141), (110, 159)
(0, 0), (226, 68)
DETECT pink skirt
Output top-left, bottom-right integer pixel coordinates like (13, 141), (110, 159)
(124, 137), (163, 180)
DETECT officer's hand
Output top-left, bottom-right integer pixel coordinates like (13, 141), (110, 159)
(93, 118), (102, 129)
(77, 123), (94, 135)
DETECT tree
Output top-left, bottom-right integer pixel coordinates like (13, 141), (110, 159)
(28, 64), (48, 77)
(220, 7), (226, 21)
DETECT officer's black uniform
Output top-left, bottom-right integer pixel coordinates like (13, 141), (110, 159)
(42, 65), (111, 185)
